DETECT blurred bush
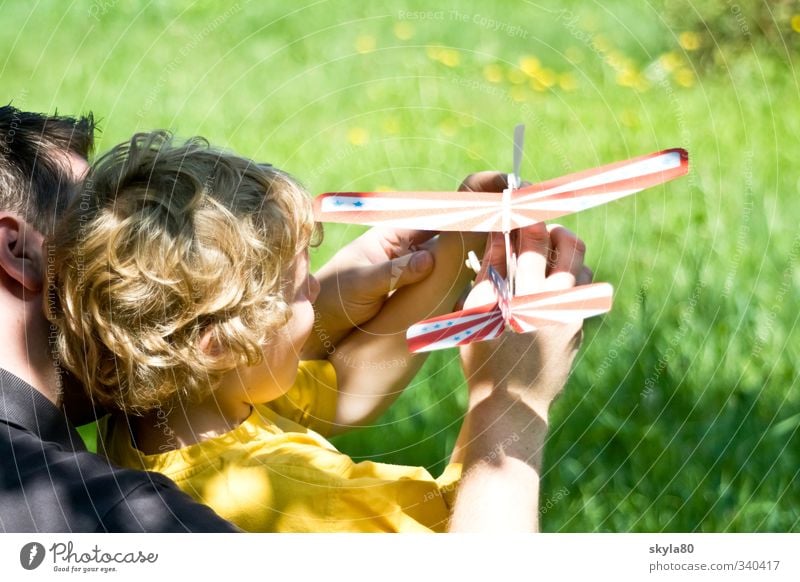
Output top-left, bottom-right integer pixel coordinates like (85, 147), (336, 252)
(656, 0), (799, 68)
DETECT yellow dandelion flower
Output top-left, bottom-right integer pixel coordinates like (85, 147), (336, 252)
(426, 45), (443, 61)
(347, 127), (369, 146)
(508, 69), (527, 85)
(609, 51), (633, 72)
(483, 63), (504, 84)
(634, 77), (651, 92)
(382, 116), (401, 135)
(537, 68), (556, 88)
(792, 14), (800, 33)
(674, 68), (695, 88)
(620, 109), (639, 128)
(592, 34), (611, 52)
(439, 118), (458, 136)
(616, 69), (638, 88)
(558, 72), (578, 92)
(659, 51), (682, 72)
(440, 48), (460, 67)
(510, 85), (528, 102)
(458, 115), (475, 128)
(394, 21), (414, 40)
(530, 78), (547, 92)
(565, 46), (583, 64)
(679, 31), (702, 51)
(356, 35), (376, 54)
(520, 56), (541, 76)
(583, 14), (599, 31)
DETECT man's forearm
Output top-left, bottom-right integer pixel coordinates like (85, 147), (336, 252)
(448, 385), (549, 532)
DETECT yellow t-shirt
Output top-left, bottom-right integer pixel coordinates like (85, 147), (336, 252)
(101, 360), (461, 532)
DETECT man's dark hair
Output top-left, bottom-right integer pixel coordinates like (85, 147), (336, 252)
(0, 104), (95, 234)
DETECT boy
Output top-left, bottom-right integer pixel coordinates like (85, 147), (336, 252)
(50, 130), (590, 532)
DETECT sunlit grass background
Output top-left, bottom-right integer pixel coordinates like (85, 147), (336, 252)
(2, 0), (798, 531)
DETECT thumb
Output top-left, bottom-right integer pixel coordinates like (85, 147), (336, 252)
(365, 250), (434, 297)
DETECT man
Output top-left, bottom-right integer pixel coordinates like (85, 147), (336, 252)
(0, 105), (239, 531)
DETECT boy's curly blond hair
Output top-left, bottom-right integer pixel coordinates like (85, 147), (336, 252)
(48, 131), (316, 414)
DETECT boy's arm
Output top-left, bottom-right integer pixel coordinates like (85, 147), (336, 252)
(449, 225), (590, 532)
(326, 172), (510, 432)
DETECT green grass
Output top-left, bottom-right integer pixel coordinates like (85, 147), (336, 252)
(2, 0), (798, 531)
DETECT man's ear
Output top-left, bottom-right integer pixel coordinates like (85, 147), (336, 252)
(0, 213), (45, 293)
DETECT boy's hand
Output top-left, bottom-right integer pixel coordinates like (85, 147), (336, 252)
(302, 227), (436, 359)
(302, 171), (510, 360)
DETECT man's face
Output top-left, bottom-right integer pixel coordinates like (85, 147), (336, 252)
(66, 152), (89, 184)
(49, 151), (92, 415)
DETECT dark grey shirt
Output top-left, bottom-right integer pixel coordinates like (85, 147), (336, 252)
(0, 369), (238, 532)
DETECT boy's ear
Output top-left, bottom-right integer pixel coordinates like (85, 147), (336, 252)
(198, 325), (225, 358)
(0, 213), (45, 293)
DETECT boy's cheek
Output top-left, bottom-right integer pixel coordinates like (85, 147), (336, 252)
(290, 301), (316, 352)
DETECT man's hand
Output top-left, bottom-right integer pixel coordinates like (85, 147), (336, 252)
(460, 223), (591, 415)
(449, 223), (592, 532)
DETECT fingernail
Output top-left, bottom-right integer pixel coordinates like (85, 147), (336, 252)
(411, 251), (433, 272)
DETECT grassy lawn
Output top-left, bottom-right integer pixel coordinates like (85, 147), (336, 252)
(2, 0), (798, 531)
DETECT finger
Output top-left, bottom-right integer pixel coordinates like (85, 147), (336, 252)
(462, 279), (497, 310)
(474, 232), (507, 282)
(515, 222), (550, 296)
(546, 224), (586, 280)
(452, 282), (472, 311)
(464, 232), (506, 310)
(459, 171), (508, 193)
(377, 228), (438, 257)
(353, 250), (434, 299)
(576, 266), (593, 286)
(543, 271), (577, 292)
(369, 227), (437, 259)
(388, 250), (434, 291)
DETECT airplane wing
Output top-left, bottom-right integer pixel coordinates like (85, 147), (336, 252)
(406, 302), (506, 353)
(315, 149), (687, 232)
(314, 190), (505, 231)
(406, 282), (613, 352)
(507, 283), (614, 333)
(502, 148), (688, 228)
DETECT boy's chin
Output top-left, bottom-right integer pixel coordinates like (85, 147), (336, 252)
(250, 371), (300, 404)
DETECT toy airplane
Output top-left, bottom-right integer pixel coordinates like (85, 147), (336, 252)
(314, 126), (689, 352)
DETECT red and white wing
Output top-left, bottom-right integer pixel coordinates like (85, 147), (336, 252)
(314, 190), (505, 231)
(507, 283), (614, 333)
(406, 302), (506, 353)
(504, 148), (689, 228)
